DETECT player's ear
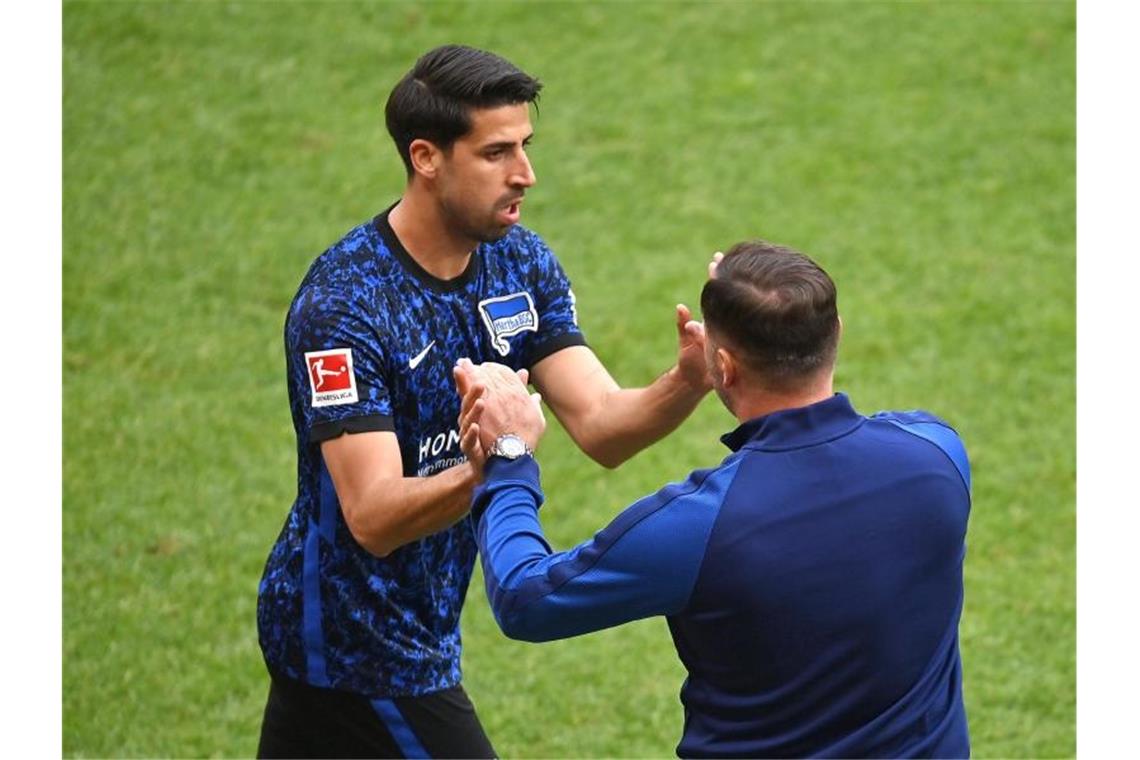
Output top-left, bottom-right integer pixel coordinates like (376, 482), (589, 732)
(409, 139), (442, 179)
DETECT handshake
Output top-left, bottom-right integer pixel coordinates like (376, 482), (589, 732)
(452, 357), (546, 473)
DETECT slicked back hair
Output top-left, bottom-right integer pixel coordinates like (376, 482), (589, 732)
(701, 241), (840, 391)
(385, 45), (542, 176)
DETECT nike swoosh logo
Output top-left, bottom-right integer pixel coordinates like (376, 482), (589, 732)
(408, 340), (436, 369)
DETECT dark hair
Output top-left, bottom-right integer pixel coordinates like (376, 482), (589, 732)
(700, 240), (840, 389)
(385, 45), (542, 176)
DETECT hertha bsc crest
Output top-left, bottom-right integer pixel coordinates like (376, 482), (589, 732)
(478, 292), (539, 356)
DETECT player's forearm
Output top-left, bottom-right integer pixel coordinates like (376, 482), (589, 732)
(578, 365), (706, 468)
(342, 462), (478, 557)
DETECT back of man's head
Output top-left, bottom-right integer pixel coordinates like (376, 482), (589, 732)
(700, 240), (840, 392)
(385, 45), (542, 176)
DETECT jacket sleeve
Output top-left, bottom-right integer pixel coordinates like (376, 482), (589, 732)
(471, 455), (737, 642)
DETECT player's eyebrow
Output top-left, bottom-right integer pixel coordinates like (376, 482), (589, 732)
(481, 133), (535, 151)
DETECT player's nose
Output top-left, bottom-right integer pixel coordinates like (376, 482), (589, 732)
(512, 151), (536, 188)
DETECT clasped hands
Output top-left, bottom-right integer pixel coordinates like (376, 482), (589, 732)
(453, 358), (546, 472)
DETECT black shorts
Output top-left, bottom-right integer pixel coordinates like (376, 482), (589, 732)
(257, 672), (496, 759)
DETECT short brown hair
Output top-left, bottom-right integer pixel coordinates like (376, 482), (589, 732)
(700, 240), (840, 390)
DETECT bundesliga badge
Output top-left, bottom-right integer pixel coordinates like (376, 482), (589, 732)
(305, 348), (358, 407)
(478, 292), (539, 356)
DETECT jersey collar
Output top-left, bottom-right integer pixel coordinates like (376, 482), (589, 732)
(720, 393), (864, 452)
(373, 205), (480, 293)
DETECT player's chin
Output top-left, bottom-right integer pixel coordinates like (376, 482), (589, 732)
(475, 222), (513, 244)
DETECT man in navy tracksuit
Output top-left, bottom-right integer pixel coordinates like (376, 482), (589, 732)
(456, 240), (971, 758)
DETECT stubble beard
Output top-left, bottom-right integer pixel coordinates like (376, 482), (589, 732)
(440, 194), (509, 246)
(713, 382), (735, 417)
(709, 360), (736, 417)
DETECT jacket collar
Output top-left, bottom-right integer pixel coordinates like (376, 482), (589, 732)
(720, 393), (864, 452)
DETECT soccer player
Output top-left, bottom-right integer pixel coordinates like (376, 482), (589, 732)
(255, 45), (711, 758)
(459, 241), (972, 758)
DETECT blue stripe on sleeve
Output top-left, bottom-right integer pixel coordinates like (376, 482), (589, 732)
(370, 699), (430, 758)
(473, 455), (741, 642)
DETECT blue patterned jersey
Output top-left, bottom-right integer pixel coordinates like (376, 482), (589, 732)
(257, 209), (585, 697)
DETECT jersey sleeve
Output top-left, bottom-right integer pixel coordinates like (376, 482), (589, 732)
(521, 233), (587, 368)
(470, 456), (734, 642)
(286, 286), (395, 442)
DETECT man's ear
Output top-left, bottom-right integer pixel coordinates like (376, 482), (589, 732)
(717, 346), (737, 388)
(408, 138), (442, 179)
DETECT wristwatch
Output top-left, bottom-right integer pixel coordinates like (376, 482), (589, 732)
(489, 433), (532, 460)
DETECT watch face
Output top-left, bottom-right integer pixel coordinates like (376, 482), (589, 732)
(496, 435), (527, 458)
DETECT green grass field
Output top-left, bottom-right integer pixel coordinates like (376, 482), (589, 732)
(64, 1), (1075, 756)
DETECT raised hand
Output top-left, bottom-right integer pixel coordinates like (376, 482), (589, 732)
(708, 250), (723, 279)
(454, 361), (488, 473)
(673, 251), (725, 392)
(674, 303), (712, 392)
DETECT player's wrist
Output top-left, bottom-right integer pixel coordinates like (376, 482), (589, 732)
(454, 457), (483, 489)
(488, 432), (534, 460)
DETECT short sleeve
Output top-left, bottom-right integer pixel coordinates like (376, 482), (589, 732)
(286, 286), (395, 443)
(522, 234), (587, 367)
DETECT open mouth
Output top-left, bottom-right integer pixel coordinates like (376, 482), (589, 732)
(499, 199), (523, 225)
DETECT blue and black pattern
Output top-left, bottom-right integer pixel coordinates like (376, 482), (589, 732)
(257, 208), (586, 697)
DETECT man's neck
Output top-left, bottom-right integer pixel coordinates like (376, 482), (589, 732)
(730, 375), (835, 424)
(388, 192), (475, 281)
